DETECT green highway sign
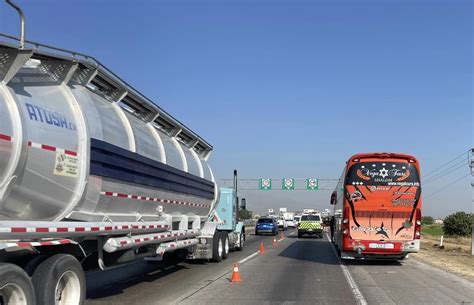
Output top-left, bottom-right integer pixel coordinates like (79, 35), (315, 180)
(282, 178), (295, 190)
(306, 178), (319, 190)
(259, 178), (272, 190)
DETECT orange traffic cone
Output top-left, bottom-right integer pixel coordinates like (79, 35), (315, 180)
(259, 242), (265, 254)
(230, 263), (242, 282)
(280, 232), (285, 240)
(272, 236), (277, 247)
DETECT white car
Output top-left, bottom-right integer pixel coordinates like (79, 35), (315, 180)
(277, 218), (287, 230)
(285, 219), (296, 228)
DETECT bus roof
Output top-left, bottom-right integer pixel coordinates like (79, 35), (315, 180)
(346, 152), (421, 174)
(347, 152), (418, 163)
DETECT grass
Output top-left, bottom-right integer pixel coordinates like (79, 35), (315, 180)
(421, 224), (443, 236)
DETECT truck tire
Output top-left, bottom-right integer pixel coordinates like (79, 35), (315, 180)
(297, 232), (302, 238)
(32, 254), (85, 305)
(0, 263), (35, 305)
(221, 232), (230, 259)
(235, 232), (244, 251)
(211, 232), (223, 262)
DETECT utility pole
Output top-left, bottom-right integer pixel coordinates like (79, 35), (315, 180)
(234, 169), (239, 219)
(469, 149), (474, 256)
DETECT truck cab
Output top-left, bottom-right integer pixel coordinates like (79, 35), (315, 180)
(191, 188), (245, 261)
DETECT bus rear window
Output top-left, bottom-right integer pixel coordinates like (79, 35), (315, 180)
(346, 162), (420, 186)
(301, 215), (321, 221)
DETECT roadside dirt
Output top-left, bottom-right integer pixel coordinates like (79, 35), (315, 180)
(412, 235), (474, 281)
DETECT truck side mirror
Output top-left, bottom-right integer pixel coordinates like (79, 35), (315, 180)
(330, 191), (337, 205)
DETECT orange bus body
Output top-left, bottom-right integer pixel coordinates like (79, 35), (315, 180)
(331, 153), (422, 260)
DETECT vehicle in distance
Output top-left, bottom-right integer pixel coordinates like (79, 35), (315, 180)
(331, 153), (422, 260)
(277, 217), (288, 230)
(322, 216), (332, 226)
(286, 219), (296, 228)
(255, 218), (278, 236)
(297, 214), (323, 238)
(294, 215), (301, 225)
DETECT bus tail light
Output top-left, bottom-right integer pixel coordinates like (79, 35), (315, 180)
(414, 209), (421, 239)
(342, 207), (350, 235)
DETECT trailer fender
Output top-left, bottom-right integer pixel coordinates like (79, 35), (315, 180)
(235, 222), (245, 251)
(235, 222), (244, 235)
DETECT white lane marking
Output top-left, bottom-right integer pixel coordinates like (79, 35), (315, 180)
(238, 251), (260, 264)
(180, 246), (263, 302)
(326, 233), (368, 305)
(240, 232), (289, 263)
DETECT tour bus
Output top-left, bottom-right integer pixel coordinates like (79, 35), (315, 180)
(330, 153), (422, 260)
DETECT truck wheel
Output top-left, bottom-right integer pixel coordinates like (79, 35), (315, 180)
(235, 232), (244, 251)
(211, 232), (223, 262)
(0, 263), (35, 305)
(221, 232), (230, 259)
(32, 254), (85, 305)
(297, 232), (302, 238)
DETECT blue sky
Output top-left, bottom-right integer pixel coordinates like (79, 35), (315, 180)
(1, 0), (472, 217)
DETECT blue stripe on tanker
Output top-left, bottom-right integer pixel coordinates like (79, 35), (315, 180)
(90, 138), (215, 200)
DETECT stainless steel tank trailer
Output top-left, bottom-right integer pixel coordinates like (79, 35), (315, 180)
(0, 1), (245, 304)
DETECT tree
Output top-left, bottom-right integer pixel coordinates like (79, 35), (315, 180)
(421, 216), (434, 225)
(237, 210), (252, 220)
(443, 212), (473, 236)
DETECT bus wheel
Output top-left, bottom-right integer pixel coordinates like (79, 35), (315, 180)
(32, 254), (85, 305)
(0, 263), (35, 305)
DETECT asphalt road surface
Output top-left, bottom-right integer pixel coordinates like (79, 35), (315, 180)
(85, 229), (474, 305)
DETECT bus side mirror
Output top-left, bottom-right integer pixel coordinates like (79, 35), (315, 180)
(330, 191), (337, 205)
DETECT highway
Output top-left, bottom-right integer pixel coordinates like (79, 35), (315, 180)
(85, 229), (474, 305)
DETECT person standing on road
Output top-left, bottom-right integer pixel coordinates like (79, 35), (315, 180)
(330, 216), (335, 242)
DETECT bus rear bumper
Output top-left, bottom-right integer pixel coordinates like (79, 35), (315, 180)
(341, 251), (408, 260)
(402, 240), (420, 253)
(341, 239), (420, 259)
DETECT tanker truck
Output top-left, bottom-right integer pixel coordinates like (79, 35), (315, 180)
(0, 2), (244, 304)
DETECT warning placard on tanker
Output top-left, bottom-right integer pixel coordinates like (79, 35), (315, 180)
(54, 152), (79, 178)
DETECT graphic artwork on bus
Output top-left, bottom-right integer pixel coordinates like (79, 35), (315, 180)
(344, 162), (421, 240)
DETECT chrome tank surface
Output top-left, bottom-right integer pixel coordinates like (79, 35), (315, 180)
(0, 43), (216, 222)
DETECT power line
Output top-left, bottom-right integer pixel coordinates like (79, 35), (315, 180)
(423, 150), (469, 179)
(424, 173), (471, 199)
(424, 161), (467, 184)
